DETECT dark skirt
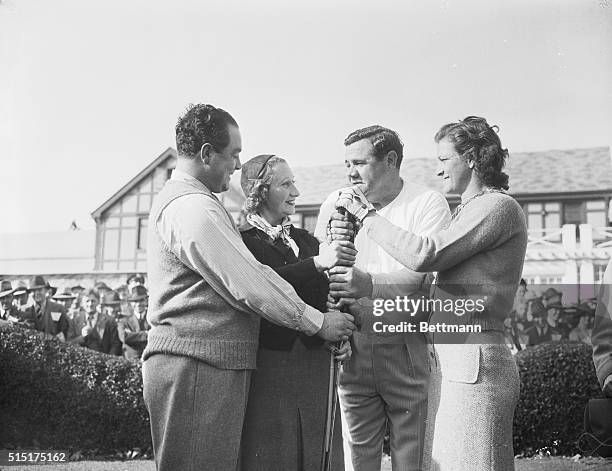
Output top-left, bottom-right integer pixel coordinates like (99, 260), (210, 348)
(241, 340), (344, 471)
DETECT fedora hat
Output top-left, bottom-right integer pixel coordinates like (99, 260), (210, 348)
(101, 291), (122, 306)
(126, 273), (145, 285)
(28, 275), (48, 291)
(12, 281), (28, 297)
(128, 285), (148, 302)
(94, 281), (112, 292)
(71, 285), (85, 292)
(52, 289), (76, 301)
(542, 287), (562, 300)
(530, 299), (547, 318)
(0, 280), (14, 299)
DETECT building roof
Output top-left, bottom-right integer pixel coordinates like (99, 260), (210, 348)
(91, 147), (176, 220)
(292, 146), (612, 206)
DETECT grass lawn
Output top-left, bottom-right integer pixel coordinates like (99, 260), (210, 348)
(6, 456), (612, 471)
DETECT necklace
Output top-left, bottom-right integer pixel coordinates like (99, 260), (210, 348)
(451, 187), (505, 220)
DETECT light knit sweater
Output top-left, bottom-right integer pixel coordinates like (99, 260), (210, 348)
(144, 180), (260, 369)
(363, 192), (528, 332)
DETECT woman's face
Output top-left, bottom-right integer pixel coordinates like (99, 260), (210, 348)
(436, 137), (472, 195)
(261, 162), (300, 224)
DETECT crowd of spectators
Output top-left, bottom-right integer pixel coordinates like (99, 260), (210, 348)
(0, 274), (150, 360)
(504, 279), (595, 351)
(1, 273), (598, 357)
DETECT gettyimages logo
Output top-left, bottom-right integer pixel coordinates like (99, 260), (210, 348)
(372, 296), (486, 317)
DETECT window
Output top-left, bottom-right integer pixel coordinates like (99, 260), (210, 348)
(137, 218), (148, 250)
(525, 202), (561, 240)
(120, 228), (137, 259)
(586, 200), (607, 237)
(563, 202), (583, 226)
(302, 213), (319, 233)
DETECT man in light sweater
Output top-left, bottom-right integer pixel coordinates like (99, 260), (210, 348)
(143, 104), (356, 471)
(315, 126), (451, 471)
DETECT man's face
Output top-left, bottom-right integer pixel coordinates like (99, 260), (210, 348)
(131, 300), (148, 316)
(104, 305), (121, 319)
(1, 295), (13, 311)
(547, 308), (560, 324)
(344, 139), (392, 205)
(128, 279), (143, 290)
(31, 287), (46, 304)
(82, 296), (98, 315)
(70, 297), (80, 311)
(206, 124), (242, 193)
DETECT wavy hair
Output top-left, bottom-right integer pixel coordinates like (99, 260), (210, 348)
(243, 156), (287, 214)
(434, 116), (509, 190)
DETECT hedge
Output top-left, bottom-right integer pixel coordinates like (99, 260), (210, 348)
(513, 341), (603, 456)
(0, 321), (604, 457)
(0, 321), (151, 454)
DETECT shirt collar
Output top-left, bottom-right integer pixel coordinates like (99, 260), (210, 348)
(170, 169), (213, 195)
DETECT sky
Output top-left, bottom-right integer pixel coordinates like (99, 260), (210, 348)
(0, 0), (611, 234)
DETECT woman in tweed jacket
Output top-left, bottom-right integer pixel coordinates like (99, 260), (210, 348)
(334, 116), (527, 471)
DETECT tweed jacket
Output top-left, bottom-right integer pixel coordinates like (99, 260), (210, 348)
(117, 313), (150, 360)
(68, 310), (122, 355)
(21, 299), (69, 338)
(240, 224), (328, 350)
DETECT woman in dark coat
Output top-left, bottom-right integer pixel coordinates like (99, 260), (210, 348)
(239, 154), (356, 471)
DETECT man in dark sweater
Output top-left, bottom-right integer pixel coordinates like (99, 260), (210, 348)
(142, 103), (355, 471)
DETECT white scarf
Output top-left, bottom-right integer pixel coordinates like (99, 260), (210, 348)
(246, 213), (299, 257)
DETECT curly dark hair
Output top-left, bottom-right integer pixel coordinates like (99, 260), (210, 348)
(434, 116), (509, 190)
(344, 125), (404, 168)
(175, 104), (238, 157)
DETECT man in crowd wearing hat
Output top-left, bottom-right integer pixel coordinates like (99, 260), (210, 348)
(593, 258), (612, 397)
(569, 311), (593, 344)
(315, 125), (451, 470)
(117, 285), (150, 360)
(67, 289), (122, 355)
(52, 289), (80, 320)
(542, 287), (562, 308)
(71, 284), (85, 297)
(143, 104), (355, 471)
(12, 282), (29, 309)
(0, 281), (26, 324)
(21, 275), (69, 341)
(126, 273), (146, 291)
(101, 290), (124, 321)
(524, 299), (554, 346)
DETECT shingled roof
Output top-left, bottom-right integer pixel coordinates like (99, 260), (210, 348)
(292, 147), (612, 206)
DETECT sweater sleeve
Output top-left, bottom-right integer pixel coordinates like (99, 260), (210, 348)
(158, 194), (324, 335)
(362, 194), (523, 273)
(371, 191), (452, 298)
